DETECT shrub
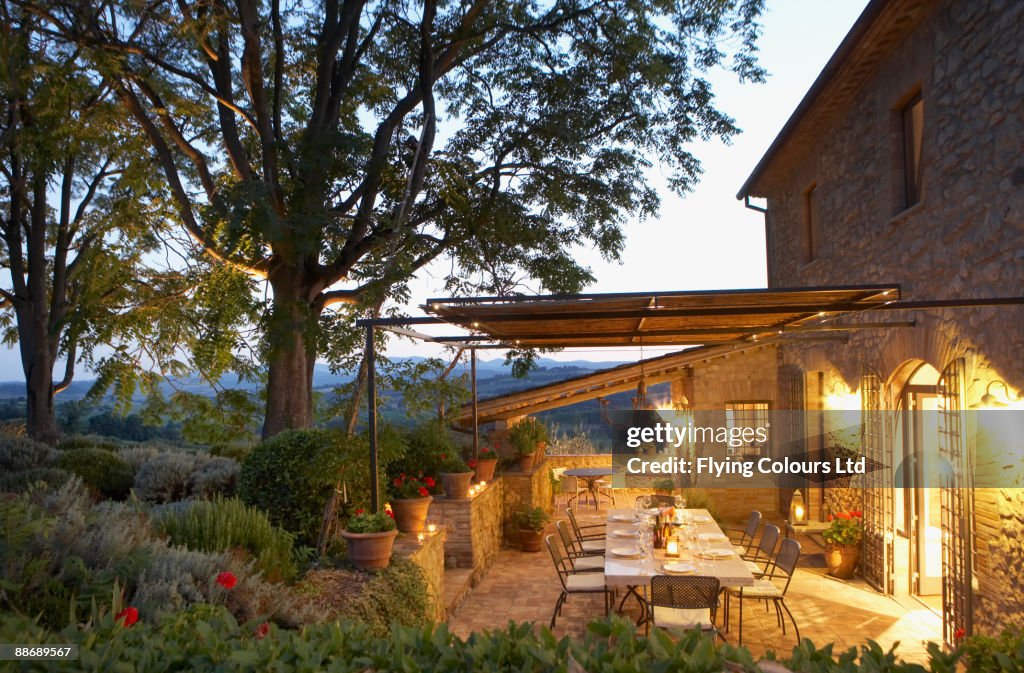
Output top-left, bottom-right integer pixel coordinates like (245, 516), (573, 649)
(190, 456), (241, 498)
(55, 448), (135, 500)
(151, 496), (297, 581)
(509, 417), (548, 455)
(0, 434), (57, 471)
(134, 451), (199, 503)
(389, 421), (452, 479)
(344, 510), (395, 534)
(0, 467), (71, 493)
(515, 506), (550, 532)
(962, 626), (1024, 672)
(239, 430), (350, 545)
(58, 434), (125, 452)
(210, 442), (253, 462)
(118, 445), (161, 472)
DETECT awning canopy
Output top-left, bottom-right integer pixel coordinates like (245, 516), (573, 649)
(422, 285), (901, 348)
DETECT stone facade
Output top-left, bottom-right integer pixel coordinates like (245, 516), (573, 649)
(394, 527), (446, 622)
(737, 0), (1024, 636)
(500, 458), (553, 540)
(430, 480), (503, 583)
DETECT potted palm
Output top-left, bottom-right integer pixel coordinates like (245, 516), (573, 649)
(822, 510), (863, 578)
(438, 453), (474, 499)
(389, 473), (435, 532)
(341, 510), (398, 570)
(509, 418), (548, 472)
(516, 506), (551, 552)
(470, 446), (499, 482)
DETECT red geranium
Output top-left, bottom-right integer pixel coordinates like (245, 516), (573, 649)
(116, 606), (139, 627)
(836, 512), (851, 520)
(390, 473), (433, 498)
(385, 508), (395, 518)
(851, 511), (863, 518)
(467, 458), (478, 469)
(954, 627), (966, 640)
(355, 508), (365, 515)
(216, 571), (237, 589)
(424, 476), (435, 488)
(418, 486), (430, 497)
(255, 622), (270, 640)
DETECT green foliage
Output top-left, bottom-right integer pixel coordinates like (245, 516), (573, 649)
(141, 388), (262, 447)
(515, 507), (551, 532)
(345, 511), (396, 534)
(55, 448), (135, 500)
(388, 421), (454, 480)
(0, 434), (57, 471)
(822, 512), (864, 546)
(0, 467), (72, 493)
(332, 559), (432, 637)
(151, 497), (297, 581)
(961, 626), (1024, 672)
(238, 430), (345, 545)
(57, 434), (125, 452)
(133, 452), (199, 503)
(190, 456), (242, 498)
(509, 418), (549, 455)
(438, 453), (470, 474)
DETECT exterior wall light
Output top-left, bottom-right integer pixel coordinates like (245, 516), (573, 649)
(790, 489), (807, 526)
(971, 380), (1020, 408)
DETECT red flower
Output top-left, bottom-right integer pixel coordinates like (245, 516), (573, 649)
(216, 571), (238, 589)
(116, 606), (139, 627)
(254, 622), (270, 640)
(851, 511), (863, 518)
(393, 477), (402, 486)
(418, 486), (430, 497)
(837, 512), (851, 520)
(954, 627), (966, 640)
(424, 477), (435, 488)
(827, 514), (833, 521)
(440, 454), (447, 460)
(355, 508), (365, 515)
(467, 459), (478, 468)
(385, 508), (395, 519)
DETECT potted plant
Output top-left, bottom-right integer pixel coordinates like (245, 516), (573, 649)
(389, 473), (435, 532)
(652, 478), (676, 496)
(340, 510), (398, 570)
(509, 418), (548, 472)
(822, 510), (863, 578)
(438, 453), (474, 499)
(470, 447), (499, 482)
(516, 506), (551, 552)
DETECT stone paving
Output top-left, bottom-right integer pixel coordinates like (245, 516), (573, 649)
(447, 507), (942, 665)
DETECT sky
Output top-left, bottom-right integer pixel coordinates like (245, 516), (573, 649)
(0, 0), (870, 380)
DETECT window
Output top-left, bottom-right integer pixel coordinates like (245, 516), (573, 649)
(802, 183), (819, 263)
(725, 401), (770, 457)
(901, 94), (924, 208)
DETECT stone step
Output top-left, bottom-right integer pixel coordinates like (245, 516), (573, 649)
(443, 568), (475, 619)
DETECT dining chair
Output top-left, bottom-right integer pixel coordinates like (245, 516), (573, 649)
(594, 478), (616, 508)
(567, 507), (605, 541)
(726, 510), (762, 556)
(724, 537), (802, 646)
(555, 520), (605, 570)
(546, 534), (612, 628)
(646, 575), (723, 640)
(742, 522), (780, 578)
(564, 510), (606, 554)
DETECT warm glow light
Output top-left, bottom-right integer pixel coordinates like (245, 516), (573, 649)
(417, 533), (425, 543)
(666, 537), (679, 557)
(794, 505), (805, 519)
(479, 481), (487, 488)
(427, 524), (437, 534)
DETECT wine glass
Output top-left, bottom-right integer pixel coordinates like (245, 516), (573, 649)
(674, 494), (686, 510)
(698, 534), (712, 570)
(637, 531), (650, 572)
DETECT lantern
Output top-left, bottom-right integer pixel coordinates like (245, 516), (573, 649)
(790, 489), (807, 526)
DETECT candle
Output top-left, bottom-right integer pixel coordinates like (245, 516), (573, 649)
(666, 537), (679, 558)
(427, 523), (437, 534)
(417, 533), (425, 543)
(479, 481), (487, 488)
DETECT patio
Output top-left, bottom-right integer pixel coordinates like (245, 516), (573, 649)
(447, 504), (942, 665)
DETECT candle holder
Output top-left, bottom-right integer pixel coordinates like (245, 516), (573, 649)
(417, 533), (425, 544)
(427, 523), (438, 534)
(666, 536), (680, 558)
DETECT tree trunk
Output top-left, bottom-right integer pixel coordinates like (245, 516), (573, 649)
(261, 270), (318, 438)
(19, 313), (59, 445)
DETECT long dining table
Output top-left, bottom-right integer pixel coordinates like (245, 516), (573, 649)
(603, 507), (756, 621)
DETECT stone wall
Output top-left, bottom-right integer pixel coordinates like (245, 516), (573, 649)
(501, 458), (553, 540)
(747, 0), (1024, 634)
(394, 527), (446, 622)
(429, 480), (503, 584)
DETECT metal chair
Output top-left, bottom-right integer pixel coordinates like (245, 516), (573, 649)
(567, 507), (605, 541)
(546, 534), (611, 628)
(646, 575), (723, 640)
(564, 511), (605, 554)
(725, 537), (801, 646)
(727, 510), (762, 556)
(742, 522), (779, 578)
(555, 520), (605, 570)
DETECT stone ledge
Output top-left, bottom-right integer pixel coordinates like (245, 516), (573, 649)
(394, 527), (446, 622)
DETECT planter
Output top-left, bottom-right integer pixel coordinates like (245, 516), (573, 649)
(474, 458), (498, 482)
(340, 528), (398, 570)
(519, 527), (545, 552)
(517, 452), (535, 472)
(391, 496), (432, 533)
(440, 471), (474, 499)
(825, 542), (861, 579)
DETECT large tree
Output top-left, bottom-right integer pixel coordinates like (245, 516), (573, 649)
(31, 0), (765, 437)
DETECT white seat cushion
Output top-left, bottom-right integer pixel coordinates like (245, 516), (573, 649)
(573, 555), (605, 571)
(652, 606), (714, 630)
(745, 560), (766, 575)
(727, 579), (782, 598)
(566, 572), (606, 592)
(581, 539), (605, 553)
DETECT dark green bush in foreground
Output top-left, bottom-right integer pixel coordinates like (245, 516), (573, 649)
(55, 448), (135, 500)
(0, 467), (72, 493)
(1, 607), (996, 673)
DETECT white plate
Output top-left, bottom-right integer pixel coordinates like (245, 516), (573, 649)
(610, 529), (639, 539)
(699, 533), (727, 542)
(696, 549), (733, 560)
(690, 515), (712, 524)
(610, 546), (642, 558)
(608, 514), (634, 523)
(662, 562), (697, 575)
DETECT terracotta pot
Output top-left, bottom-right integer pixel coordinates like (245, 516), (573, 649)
(474, 458), (498, 482)
(341, 528), (398, 570)
(517, 452), (535, 472)
(440, 471), (474, 499)
(825, 542), (860, 579)
(519, 527), (545, 552)
(391, 496), (432, 533)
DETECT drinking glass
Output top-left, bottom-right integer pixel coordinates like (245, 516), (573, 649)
(637, 533), (650, 572)
(698, 535), (712, 570)
(674, 494), (686, 510)
(638, 495), (651, 511)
